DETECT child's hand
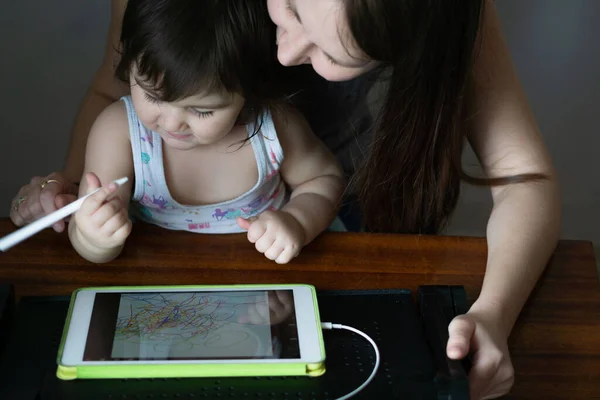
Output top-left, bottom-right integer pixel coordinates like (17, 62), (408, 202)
(73, 173), (132, 250)
(237, 210), (306, 264)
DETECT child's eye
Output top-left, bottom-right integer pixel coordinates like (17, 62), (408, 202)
(144, 92), (160, 104)
(190, 109), (214, 119)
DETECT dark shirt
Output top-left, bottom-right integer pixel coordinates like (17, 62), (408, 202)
(286, 66), (377, 176)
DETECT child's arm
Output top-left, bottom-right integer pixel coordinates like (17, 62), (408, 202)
(238, 107), (345, 263)
(68, 101), (134, 264)
(276, 107), (346, 241)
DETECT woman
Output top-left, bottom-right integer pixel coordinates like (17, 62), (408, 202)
(9, 1), (560, 398)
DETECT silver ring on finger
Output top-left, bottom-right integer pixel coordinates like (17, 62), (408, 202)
(13, 195), (27, 212)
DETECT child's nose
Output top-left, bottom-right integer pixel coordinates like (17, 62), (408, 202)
(161, 108), (186, 132)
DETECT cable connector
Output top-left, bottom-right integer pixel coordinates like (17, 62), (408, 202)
(320, 322), (380, 400)
(320, 322), (343, 330)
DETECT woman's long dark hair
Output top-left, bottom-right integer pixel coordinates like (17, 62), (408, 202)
(345, 0), (545, 233)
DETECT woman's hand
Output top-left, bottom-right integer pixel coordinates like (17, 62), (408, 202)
(10, 172), (78, 232)
(11, 0), (130, 233)
(447, 304), (515, 400)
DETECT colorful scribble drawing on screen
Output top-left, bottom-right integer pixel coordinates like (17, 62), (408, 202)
(111, 292), (274, 359)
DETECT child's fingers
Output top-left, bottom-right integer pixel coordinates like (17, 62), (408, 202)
(80, 183), (118, 215)
(246, 220), (268, 243)
(264, 244), (285, 261)
(254, 233), (276, 254)
(84, 172), (103, 194)
(112, 218), (133, 244)
(275, 246), (298, 264)
(237, 217), (250, 230)
(236, 217), (257, 231)
(87, 196), (123, 226)
(101, 208), (130, 237)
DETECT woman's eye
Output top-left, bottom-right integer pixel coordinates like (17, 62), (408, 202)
(325, 54), (340, 66)
(285, 1), (301, 23)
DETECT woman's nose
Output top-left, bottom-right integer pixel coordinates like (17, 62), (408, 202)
(276, 28), (312, 66)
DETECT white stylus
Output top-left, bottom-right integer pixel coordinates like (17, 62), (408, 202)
(0, 177), (129, 252)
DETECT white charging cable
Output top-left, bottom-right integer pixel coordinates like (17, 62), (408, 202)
(321, 322), (380, 400)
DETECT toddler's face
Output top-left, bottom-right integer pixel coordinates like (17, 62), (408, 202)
(130, 73), (245, 150)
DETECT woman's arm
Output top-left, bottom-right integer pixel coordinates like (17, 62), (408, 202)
(448, 1), (561, 399)
(469, 0), (560, 337)
(9, 0), (129, 230)
(63, 0), (129, 181)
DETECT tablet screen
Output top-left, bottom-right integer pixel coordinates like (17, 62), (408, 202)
(82, 290), (300, 361)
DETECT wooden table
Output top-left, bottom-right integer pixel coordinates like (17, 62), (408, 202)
(0, 219), (598, 399)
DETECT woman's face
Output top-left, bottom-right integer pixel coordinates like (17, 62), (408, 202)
(267, 0), (379, 81)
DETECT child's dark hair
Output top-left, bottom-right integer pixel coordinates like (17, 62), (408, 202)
(115, 0), (287, 127)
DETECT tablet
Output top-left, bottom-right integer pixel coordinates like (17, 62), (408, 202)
(56, 284), (325, 380)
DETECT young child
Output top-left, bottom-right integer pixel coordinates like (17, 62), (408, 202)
(68, 0), (345, 264)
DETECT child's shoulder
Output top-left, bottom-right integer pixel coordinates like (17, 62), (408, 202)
(268, 105), (336, 164)
(97, 100), (128, 124)
(270, 105), (312, 140)
(90, 100), (130, 140)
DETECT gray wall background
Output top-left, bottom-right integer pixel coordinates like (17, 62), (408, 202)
(1, 1), (598, 261)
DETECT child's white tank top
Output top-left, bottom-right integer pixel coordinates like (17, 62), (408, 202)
(123, 96), (288, 234)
